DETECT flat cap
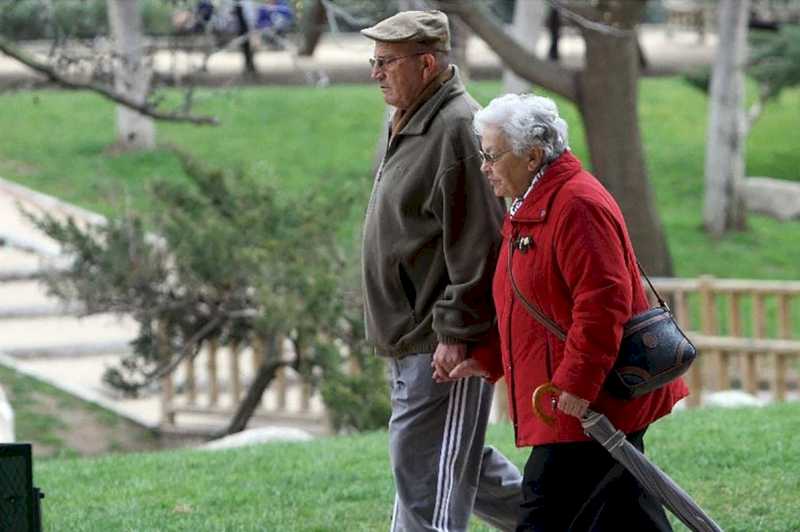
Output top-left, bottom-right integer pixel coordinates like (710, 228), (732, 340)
(361, 10), (451, 52)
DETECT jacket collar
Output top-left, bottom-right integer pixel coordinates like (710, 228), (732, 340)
(392, 66), (465, 138)
(510, 150), (583, 224)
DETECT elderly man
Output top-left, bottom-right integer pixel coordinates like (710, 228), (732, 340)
(360, 10), (522, 532)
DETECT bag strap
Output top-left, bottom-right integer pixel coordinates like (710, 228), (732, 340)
(507, 239), (567, 342)
(507, 236), (669, 342)
(635, 260), (669, 310)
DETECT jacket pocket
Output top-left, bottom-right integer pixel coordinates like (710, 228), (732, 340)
(396, 261), (418, 324)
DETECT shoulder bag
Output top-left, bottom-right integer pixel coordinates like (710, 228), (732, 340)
(508, 236), (696, 399)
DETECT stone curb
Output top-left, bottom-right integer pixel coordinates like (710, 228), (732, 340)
(2, 340), (132, 359)
(0, 267), (51, 282)
(0, 231), (60, 257)
(0, 303), (85, 320)
(0, 176), (106, 227)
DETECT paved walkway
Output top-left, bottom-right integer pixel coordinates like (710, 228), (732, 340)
(0, 25), (717, 87)
(0, 25), (719, 439)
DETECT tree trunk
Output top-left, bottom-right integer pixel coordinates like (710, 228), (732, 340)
(220, 360), (285, 435)
(107, 0), (155, 151)
(704, 0), (749, 237)
(503, 0), (546, 94)
(546, 7), (561, 61)
(450, 15), (471, 83)
(298, 0), (326, 56)
(221, 335), (282, 435)
(578, 7), (673, 275)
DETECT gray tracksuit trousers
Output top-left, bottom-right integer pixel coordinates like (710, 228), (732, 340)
(388, 353), (522, 532)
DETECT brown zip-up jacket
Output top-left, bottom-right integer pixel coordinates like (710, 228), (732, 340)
(362, 67), (505, 357)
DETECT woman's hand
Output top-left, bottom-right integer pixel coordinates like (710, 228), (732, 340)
(556, 390), (590, 418)
(444, 358), (489, 381)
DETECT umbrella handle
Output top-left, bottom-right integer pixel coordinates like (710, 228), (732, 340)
(532, 383), (561, 427)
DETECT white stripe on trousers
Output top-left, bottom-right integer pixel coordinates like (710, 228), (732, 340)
(391, 493), (399, 531)
(442, 379), (469, 531)
(432, 378), (468, 532)
(432, 379), (458, 530)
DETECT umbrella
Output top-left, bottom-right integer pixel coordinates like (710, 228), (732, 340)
(533, 383), (724, 532)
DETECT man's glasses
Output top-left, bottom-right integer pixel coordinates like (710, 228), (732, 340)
(479, 148), (513, 165)
(369, 51), (429, 70)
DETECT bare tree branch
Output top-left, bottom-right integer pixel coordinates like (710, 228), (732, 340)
(746, 83), (770, 133)
(550, 0), (637, 37)
(147, 313), (226, 381)
(321, 0), (373, 32)
(0, 36), (219, 126)
(553, 0), (600, 21)
(435, 0), (579, 102)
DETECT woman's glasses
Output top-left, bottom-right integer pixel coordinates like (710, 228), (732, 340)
(479, 148), (513, 165)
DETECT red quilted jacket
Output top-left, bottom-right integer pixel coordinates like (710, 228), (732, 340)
(474, 151), (688, 447)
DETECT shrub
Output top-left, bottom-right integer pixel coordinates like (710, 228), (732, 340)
(28, 148), (388, 432)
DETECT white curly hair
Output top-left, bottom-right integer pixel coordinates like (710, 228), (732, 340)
(473, 93), (569, 164)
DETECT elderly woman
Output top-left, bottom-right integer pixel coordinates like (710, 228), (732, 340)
(452, 94), (689, 531)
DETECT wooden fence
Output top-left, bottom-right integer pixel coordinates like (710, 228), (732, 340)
(159, 334), (325, 431)
(650, 276), (800, 406)
(158, 276), (800, 431)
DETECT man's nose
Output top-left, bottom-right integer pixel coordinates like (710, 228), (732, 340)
(370, 67), (383, 81)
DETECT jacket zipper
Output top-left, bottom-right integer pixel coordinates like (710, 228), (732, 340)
(513, 223), (555, 380)
(364, 130), (393, 220)
(508, 226), (555, 443)
(506, 233), (520, 444)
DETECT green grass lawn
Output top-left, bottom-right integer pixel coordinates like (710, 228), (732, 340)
(1, 79), (799, 279)
(4, 80), (799, 530)
(35, 403), (800, 531)
(3, 80), (798, 529)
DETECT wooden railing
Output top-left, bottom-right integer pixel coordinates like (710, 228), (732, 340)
(159, 334), (325, 432)
(158, 277), (800, 430)
(650, 276), (800, 406)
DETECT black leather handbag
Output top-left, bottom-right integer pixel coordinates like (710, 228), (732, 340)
(508, 238), (696, 400)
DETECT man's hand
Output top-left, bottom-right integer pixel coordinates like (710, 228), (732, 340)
(431, 342), (467, 382)
(556, 390), (590, 419)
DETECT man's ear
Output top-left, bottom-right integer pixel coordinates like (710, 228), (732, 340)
(421, 52), (437, 76)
